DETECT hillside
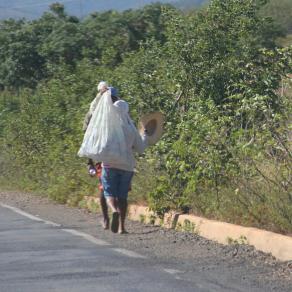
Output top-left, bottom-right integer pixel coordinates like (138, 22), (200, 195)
(173, 0), (207, 10)
(0, 0), (207, 20)
(0, 0), (175, 19)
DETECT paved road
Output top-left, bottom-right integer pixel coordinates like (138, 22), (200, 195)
(1, 197), (290, 292)
(0, 204), (231, 292)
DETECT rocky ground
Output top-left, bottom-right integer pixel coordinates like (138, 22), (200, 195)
(0, 190), (291, 291)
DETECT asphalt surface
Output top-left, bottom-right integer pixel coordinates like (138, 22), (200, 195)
(0, 191), (291, 292)
(0, 205), (203, 292)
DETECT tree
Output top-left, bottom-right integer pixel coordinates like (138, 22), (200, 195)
(144, 0), (292, 231)
(0, 19), (46, 89)
(49, 2), (67, 19)
(260, 0), (292, 34)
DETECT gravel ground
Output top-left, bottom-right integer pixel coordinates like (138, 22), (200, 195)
(0, 190), (291, 291)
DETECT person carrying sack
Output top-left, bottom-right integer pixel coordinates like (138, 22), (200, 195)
(101, 99), (148, 234)
(82, 81), (119, 230)
(79, 86), (164, 234)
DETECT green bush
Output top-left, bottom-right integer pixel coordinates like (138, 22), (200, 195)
(0, 0), (291, 233)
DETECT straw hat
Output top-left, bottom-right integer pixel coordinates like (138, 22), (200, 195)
(138, 112), (164, 145)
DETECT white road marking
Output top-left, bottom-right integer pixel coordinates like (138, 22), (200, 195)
(164, 269), (184, 280)
(1, 203), (45, 222)
(0, 203), (62, 227)
(164, 268), (184, 274)
(0, 202), (110, 246)
(1, 202), (146, 259)
(62, 229), (111, 246)
(43, 220), (61, 227)
(112, 248), (147, 259)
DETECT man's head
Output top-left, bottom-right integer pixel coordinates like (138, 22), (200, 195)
(108, 86), (119, 103)
(97, 81), (108, 93)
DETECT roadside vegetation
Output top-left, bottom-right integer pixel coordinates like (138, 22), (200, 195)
(0, 0), (291, 234)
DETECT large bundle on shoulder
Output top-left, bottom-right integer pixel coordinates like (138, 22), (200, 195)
(78, 90), (128, 165)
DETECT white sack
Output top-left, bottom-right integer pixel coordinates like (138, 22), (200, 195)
(78, 91), (128, 165)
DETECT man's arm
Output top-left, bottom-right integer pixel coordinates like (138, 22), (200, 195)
(132, 130), (148, 154)
(82, 110), (92, 132)
(82, 92), (102, 132)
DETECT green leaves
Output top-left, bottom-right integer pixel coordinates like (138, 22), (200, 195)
(0, 0), (291, 232)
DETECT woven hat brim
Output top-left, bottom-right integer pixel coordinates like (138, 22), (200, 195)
(138, 112), (164, 145)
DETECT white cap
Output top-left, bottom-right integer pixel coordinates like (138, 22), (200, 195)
(97, 81), (108, 92)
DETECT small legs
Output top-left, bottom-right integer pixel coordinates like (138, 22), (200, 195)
(105, 196), (128, 234)
(99, 192), (109, 230)
(105, 196), (119, 233)
(117, 198), (128, 234)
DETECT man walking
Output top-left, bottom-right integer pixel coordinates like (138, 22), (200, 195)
(101, 99), (148, 234)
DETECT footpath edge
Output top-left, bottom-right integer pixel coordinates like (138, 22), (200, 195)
(82, 196), (292, 261)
